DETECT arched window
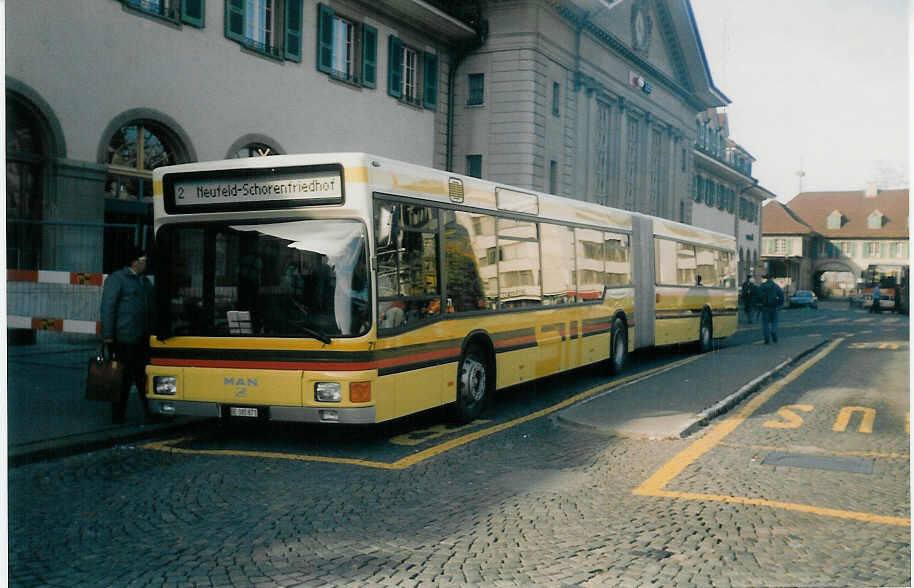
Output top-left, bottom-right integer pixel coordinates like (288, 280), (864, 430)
(231, 142), (278, 158)
(104, 120), (184, 272)
(6, 97), (45, 269)
(105, 121), (181, 201)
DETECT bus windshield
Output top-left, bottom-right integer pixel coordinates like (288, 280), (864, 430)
(157, 219), (370, 339)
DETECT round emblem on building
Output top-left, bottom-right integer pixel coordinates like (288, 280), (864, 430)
(631, 2), (652, 54)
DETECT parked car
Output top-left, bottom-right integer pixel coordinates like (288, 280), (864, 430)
(789, 290), (818, 309)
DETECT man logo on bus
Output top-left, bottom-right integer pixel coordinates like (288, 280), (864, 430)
(225, 377), (258, 387)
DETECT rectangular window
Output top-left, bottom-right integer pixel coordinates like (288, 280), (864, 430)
(316, 4), (374, 83)
(403, 46), (418, 104)
(867, 241), (880, 257)
(330, 16), (354, 78)
(624, 116), (639, 210)
(549, 160), (558, 194)
(595, 103), (611, 205)
(226, 0), (300, 61)
(466, 154), (482, 179)
(388, 36), (438, 109)
(125, 0), (205, 26)
(654, 238), (696, 286)
(541, 224), (575, 305)
(445, 210), (491, 313)
(603, 231), (632, 287)
(552, 82), (560, 116)
(773, 238), (787, 255)
(374, 200), (441, 331)
(467, 73), (485, 105)
(497, 219), (541, 308)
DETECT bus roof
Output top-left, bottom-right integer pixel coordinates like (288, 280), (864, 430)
(154, 152), (736, 248)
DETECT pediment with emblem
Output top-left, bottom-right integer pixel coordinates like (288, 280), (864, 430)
(584, 0), (691, 90)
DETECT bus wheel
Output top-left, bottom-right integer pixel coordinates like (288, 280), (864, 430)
(609, 318), (628, 375)
(452, 343), (489, 423)
(698, 310), (713, 353)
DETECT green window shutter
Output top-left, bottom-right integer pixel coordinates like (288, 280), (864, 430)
(284, 0), (302, 62)
(362, 24), (377, 87)
(423, 52), (438, 109)
(182, 0), (205, 27)
(850, 242), (856, 257)
(880, 242), (886, 258)
(388, 36), (403, 98)
(317, 3), (335, 73)
(786, 239), (793, 255)
(225, 0), (245, 42)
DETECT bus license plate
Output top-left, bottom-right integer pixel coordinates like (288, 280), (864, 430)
(230, 406), (259, 418)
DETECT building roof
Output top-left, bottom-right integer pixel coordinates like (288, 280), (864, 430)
(761, 200), (814, 235)
(784, 189), (909, 239)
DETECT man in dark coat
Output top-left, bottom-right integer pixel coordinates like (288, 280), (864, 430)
(758, 274), (784, 344)
(101, 245), (154, 423)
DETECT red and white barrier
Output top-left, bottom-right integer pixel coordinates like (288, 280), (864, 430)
(8, 269), (106, 285)
(8, 269), (107, 334)
(8, 315), (101, 334)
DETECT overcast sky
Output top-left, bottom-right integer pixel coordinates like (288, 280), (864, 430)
(689, 0), (909, 203)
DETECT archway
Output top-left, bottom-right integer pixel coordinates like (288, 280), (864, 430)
(813, 261), (857, 300)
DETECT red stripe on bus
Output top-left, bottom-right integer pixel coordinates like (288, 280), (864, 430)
(494, 335), (537, 348)
(151, 358), (379, 371)
(151, 347), (462, 372)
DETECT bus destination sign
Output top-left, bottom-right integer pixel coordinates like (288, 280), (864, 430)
(172, 169), (343, 209)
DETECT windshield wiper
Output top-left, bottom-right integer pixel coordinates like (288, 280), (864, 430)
(300, 326), (332, 345)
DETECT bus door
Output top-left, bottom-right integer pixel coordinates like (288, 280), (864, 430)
(631, 216), (655, 349)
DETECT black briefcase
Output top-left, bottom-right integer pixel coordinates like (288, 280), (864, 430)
(85, 345), (125, 402)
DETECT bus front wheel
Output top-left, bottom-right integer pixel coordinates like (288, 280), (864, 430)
(452, 343), (489, 423)
(698, 310), (713, 353)
(609, 318), (628, 375)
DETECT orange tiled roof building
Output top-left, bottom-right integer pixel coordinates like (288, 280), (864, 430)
(761, 188), (909, 298)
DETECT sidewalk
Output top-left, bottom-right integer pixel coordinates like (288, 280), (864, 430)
(556, 333), (827, 439)
(7, 343), (201, 466)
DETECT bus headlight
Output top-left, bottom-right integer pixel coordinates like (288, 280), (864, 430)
(315, 382), (342, 402)
(154, 376), (177, 396)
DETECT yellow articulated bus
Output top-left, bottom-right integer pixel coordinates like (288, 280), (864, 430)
(146, 153), (737, 424)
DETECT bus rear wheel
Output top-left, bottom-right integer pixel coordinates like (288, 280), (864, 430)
(452, 343), (489, 423)
(609, 318), (628, 375)
(698, 310), (713, 353)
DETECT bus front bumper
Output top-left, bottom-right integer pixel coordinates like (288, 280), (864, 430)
(148, 399), (376, 424)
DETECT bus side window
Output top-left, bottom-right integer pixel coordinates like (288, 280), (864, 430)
(541, 223), (575, 305)
(444, 210), (488, 312)
(604, 232), (631, 287)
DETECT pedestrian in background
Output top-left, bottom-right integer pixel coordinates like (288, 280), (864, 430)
(758, 274), (784, 344)
(100, 245), (154, 424)
(870, 284), (882, 313)
(741, 276), (758, 323)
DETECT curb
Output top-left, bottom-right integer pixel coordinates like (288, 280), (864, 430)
(678, 339), (830, 438)
(8, 418), (208, 468)
(555, 339), (831, 439)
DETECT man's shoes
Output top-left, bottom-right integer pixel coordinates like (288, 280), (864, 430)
(772, 333), (778, 343)
(764, 340), (770, 344)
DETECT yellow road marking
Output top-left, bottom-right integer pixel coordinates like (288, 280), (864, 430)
(633, 337), (910, 527)
(144, 354), (703, 468)
(716, 441), (908, 460)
